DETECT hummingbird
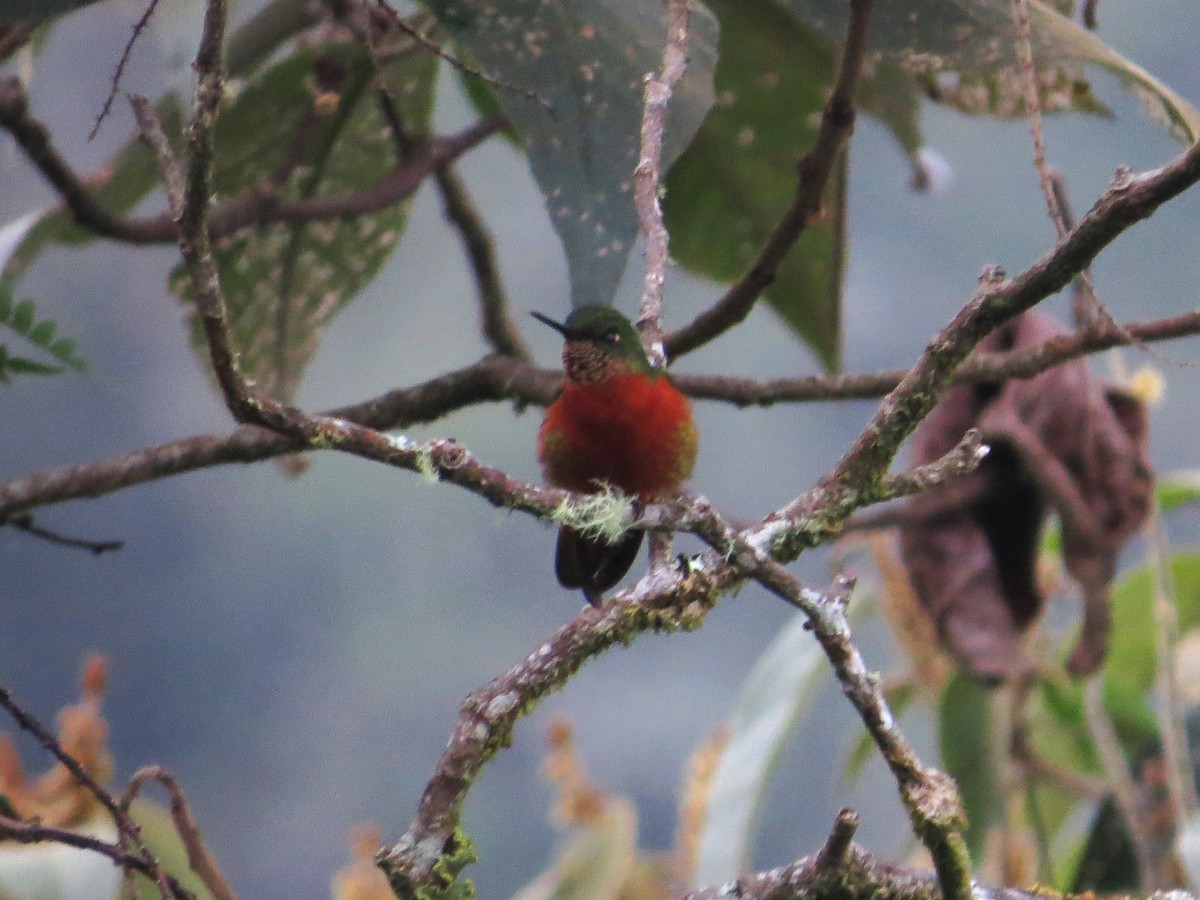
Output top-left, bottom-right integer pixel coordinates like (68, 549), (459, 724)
(534, 306), (698, 606)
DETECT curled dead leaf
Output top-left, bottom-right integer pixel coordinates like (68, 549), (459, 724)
(899, 312), (1152, 682)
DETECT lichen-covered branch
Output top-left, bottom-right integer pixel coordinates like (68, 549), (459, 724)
(763, 135), (1200, 557)
(0, 304), (1196, 526)
(634, 0), (690, 365)
(683, 811), (943, 900)
(0, 355), (553, 520)
(380, 434), (989, 898)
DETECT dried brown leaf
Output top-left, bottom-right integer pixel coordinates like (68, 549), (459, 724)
(899, 312), (1152, 681)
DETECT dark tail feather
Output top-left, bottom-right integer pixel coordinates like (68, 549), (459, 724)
(555, 527), (643, 606)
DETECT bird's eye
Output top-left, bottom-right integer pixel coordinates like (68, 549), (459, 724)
(603, 329), (621, 344)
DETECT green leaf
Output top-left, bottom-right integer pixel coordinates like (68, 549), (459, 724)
(694, 596), (866, 887)
(27, 317), (55, 347)
(938, 672), (995, 859)
(856, 59), (924, 159)
(422, 0), (718, 310)
(10, 298), (34, 334)
(128, 798), (215, 899)
(664, 0), (843, 370)
(782, 0), (1200, 143)
(1158, 471), (1200, 515)
(1, 352), (61, 375)
(171, 42), (437, 402)
(0, 281), (88, 379)
(1104, 551), (1200, 697)
(47, 337), (84, 370)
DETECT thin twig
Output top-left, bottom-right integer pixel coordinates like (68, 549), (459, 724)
(1011, 0), (1067, 243)
(813, 809), (861, 872)
(634, 0), (690, 367)
(6, 513), (123, 554)
(1146, 500), (1200, 823)
(1046, 171), (1102, 328)
(90, 0), (164, 140)
(368, 40), (526, 362)
(1082, 675), (1156, 888)
(729, 561), (972, 900)
(1010, 10), (1154, 368)
(121, 767), (237, 900)
(370, 0), (551, 111)
(434, 166), (530, 360)
(880, 430), (988, 499)
(0, 685), (184, 898)
(0, 815), (172, 884)
(0, 77), (503, 248)
(664, 0), (874, 359)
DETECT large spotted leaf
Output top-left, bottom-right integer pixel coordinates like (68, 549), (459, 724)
(664, 0), (845, 371)
(420, 0), (718, 310)
(784, 0), (1200, 142)
(170, 43), (436, 402)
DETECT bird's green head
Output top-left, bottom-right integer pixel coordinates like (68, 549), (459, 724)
(532, 307), (654, 383)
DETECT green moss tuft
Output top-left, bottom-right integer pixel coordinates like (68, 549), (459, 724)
(429, 828), (478, 899)
(549, 486), (633, 544)
(414, 444), (439, 484)
(384, 828), (479, 900)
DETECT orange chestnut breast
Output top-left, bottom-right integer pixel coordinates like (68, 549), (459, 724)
(538, 372), (697, 499)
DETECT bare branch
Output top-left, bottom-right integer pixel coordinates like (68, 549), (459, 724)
(664, 0), (874, 358)
(0, 77), (503, 247)
(0, 355), (554, 520)
(880, 430), (988, 500)
(1011, 0), (1067, 243)
(634, 0), (691, 366)
(0, 685), (186, 899)
(684, 839), (942, 900)
(687, 537), (972, 900)
(0, 815), (171, 885)
(373, 88), (528, 361)
(761, 135), (1200, 559)
(121, 767), (237, 900)
(5, 513), (123, 554)
(381, 570), (722, 890)
(434, 165), (531, 360)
